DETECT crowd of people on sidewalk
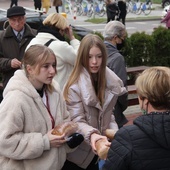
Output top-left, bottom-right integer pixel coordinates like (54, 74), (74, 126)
(10, 0), (63, 13)
(0, 3), (170, 170)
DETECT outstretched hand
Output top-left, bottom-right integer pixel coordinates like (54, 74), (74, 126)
(90, 133), (110, 153)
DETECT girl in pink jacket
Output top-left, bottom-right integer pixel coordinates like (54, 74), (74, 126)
(161, 8), (170, 29)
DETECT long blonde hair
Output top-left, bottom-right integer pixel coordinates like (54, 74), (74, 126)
(22, 44), (57, 93)
(63, 34), (107, 106)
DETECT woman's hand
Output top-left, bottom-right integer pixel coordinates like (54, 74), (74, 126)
(90, 133), (111, 153)
(64, 25), (75, 40)
(47, 130), (67, 148)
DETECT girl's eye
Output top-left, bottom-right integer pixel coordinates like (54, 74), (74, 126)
(52, 64), (56, 68)
(43, 65), (49, 68)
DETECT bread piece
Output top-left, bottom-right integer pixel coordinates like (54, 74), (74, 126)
(51, 122), (78, 137)
(95, 138), (109, 160)
(105, 129), (116, 141)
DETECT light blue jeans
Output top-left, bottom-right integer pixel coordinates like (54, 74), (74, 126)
(98, 160), (105, 170)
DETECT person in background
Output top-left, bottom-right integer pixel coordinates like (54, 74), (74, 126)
(42, 0), (51, 13)
(102, 66), (170, 170)
(161, 6), (170, 29)
(0, 6), (36, 90)
(34, 0), (42, 11)
(105, 0), (119, 23)
(117, 0), (127, 25)
(62, 34), (127, 170)
(26, 13), (80, 90)
(10, 0), (18, 8)
(103, 21), (128, 129)
(53, 0), (63, 13)
(0, 45), (77, 170)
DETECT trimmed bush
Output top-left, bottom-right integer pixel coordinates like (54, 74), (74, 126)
(152, 26), (170, 66)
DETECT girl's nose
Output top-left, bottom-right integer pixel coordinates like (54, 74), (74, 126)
(92, 56), (97, 63)
(49, 65), (56, 74)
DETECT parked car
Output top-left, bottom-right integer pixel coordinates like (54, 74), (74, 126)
(162, 0), (170, 8)
(0, 7), (92, 39)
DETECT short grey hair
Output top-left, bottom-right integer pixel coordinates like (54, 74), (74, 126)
(103, 21), (126, 40)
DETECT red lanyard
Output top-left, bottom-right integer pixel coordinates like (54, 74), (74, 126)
(45, 91), (55, 128)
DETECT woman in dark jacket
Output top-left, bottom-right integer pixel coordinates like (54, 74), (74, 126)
(10, 0), (18, 8)
(103, 66), (170, 170)
(105, 0), (119, 23)
(34, 0), (42, 11)
(117, 0), (127, 25)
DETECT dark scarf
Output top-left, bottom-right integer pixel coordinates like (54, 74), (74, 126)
(37, 25), (65, 41)
(36, 85), (45, 98)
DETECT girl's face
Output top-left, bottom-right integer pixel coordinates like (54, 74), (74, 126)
(89, 46), (102, 74)
(28, 54), (56, 89)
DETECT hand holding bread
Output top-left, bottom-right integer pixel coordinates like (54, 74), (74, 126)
(95, 138), (110, 160)
(105, 129), (117, 141)
(51, 121), (78, 137)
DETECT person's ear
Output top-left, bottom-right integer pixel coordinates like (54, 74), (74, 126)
(26, 65), (34, 75)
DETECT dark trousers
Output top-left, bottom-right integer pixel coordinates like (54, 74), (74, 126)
(117, 12), (127, 25)
(62, 155), (99, 170)
(55, 6), (59, 13)
(10, 0), (18, 8)
(34, 0), (42, 10)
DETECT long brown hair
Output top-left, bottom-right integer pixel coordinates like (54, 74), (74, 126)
(63, 34), (107, 106)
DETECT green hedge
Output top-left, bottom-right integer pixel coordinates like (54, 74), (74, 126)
(118, 26), (170, 67)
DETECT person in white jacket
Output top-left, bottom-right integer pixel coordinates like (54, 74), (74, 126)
(0, 45), (77, 170)
(26, 13), (80, 89)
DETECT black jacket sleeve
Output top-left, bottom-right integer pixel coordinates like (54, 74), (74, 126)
(102, 127), (132, 170)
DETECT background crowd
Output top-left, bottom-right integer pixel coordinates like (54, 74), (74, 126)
(0, 2), (170, 170)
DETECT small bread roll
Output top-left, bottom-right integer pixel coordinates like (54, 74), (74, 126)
(105, 129), (116, 141)
(51, 122), (78, 137)
(95, 138), (109, 160)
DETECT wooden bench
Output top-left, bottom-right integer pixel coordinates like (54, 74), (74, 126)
(127, 85), (139, 106)
(126, 66), (149, 106)
(126, 66), (149, 85)
(126, 66), (149, 75)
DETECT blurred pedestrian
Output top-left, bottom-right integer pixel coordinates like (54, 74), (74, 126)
(10, 0), (18, 8)
(103, 21), (128, 129)
(117, 0), (127, 25)
(62, 34), (127, 170)
(0, 6), (36, 90)
(42, 0), (51, 13)
(53, 0), (63, 13)
(0, 44), (77, 170)
(161, 6), (170, 29)
(103, 66), (170, 170)
(26, 13), (80, 89)
(34, 0), (42, 11)
(105, 0), (119, 23)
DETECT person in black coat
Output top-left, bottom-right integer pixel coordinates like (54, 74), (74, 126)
(117, 0), (127, 25)
(102, 66), (170, 170)
(34, 0), (42, 11)
(10, 0), (18, 8)
(105, 0), (119, 23)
